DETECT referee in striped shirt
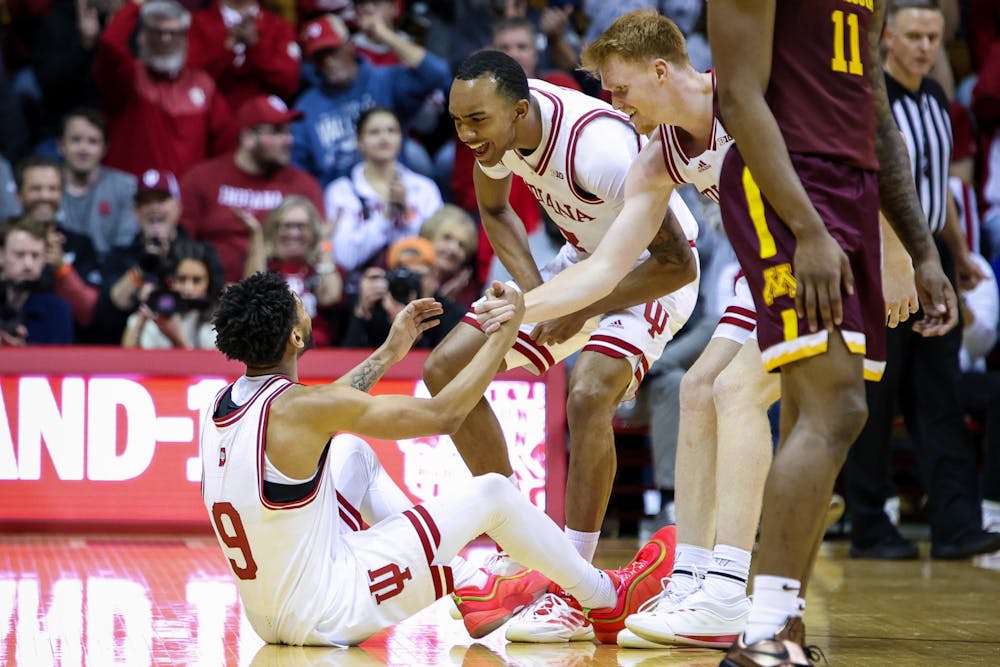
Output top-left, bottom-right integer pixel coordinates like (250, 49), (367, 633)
(842, 0), (1000, 561)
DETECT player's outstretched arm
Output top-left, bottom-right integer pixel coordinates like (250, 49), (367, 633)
(475, 168), (545, 291)
(709, 0), (852, 334)
(477, 140), (689, 330)
(334, 298), (445, 392)
(568, 195), (697, 320)
(299, 283), (523, 440)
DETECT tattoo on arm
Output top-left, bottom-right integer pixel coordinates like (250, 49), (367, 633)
(343, 353), (389, 392)
(867, 0), (933, 260)
(647, 211), (691, 266)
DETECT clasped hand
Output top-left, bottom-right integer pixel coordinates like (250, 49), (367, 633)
(472, 282), (525, 335)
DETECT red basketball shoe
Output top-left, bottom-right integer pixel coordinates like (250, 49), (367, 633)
(452, 568), (551, 639)
(586, 525), (676, 643)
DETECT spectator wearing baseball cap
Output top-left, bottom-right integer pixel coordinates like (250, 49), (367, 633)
(115, 180), (225, 349)
(341, 233), (464, 350)
(186, 0), (301, 113)
(235, 94), (304, 130)
(300, 13), (350, 60)
(179, 94), (324, 283)
(386, 236), (435, 271)
(291, 10), (451, 187)
(136, 168), (181, 202)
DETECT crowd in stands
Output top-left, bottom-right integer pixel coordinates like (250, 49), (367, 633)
(9, 0), (709, 349)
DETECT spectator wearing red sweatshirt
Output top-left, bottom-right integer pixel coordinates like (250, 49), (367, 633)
(186, 0), (301, 112)
(180, 94), (324, 282)
(94, 0), (236, 178)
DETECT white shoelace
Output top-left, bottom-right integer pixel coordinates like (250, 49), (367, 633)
(636, 568), (704, 615)
(518, 592), (588, 629)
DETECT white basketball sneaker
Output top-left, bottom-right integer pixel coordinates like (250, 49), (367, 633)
(505, 587), (595, 643)
(615, 574), (698, 648)
(625, 588), (750, 649)
(616, 627), (670, 648)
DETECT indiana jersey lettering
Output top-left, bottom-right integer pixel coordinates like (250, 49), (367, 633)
(656, 73), (734, 204)
(479, 78), (700, 253)
(201, 376), (453, 646)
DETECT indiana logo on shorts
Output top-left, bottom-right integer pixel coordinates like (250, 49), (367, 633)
(368, 563), (412, 603)
(762, 263), (797, 306)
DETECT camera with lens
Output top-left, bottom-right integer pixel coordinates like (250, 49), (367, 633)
(385, 267), (423, 303)
(143, 284), (210, 318)
(137, 235), (173, 282)
(144, 285), (182, 317)
(137, 239), (183, 316)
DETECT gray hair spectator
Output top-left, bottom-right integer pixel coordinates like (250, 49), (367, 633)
(95, 0), (236, 178)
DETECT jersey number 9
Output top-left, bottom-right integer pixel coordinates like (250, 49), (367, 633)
(212, 502), (259, 580)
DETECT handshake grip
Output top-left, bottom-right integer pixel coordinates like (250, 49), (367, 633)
(473, 281), (524, 335)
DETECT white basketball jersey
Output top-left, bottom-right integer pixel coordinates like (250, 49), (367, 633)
(200, 375), (345, 644)
(655, 75), (734, 203)
(480, 78), (699, 255)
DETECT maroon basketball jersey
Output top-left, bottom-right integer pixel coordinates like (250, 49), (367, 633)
(768, 0), (878, 171)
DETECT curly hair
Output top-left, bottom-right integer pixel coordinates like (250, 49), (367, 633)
(453, 50), (529, 104)
(213, 272), (298, 367)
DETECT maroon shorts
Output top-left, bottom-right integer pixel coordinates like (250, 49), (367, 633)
(718, 149), (885, 380)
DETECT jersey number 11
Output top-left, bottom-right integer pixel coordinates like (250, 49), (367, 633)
(831, 10), (864, 76)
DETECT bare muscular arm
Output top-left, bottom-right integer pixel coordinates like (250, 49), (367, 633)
(569, 204), (696, 321)
(268, 285), (522, 478)
(475, 167), (545, 291)
(868, 4), (936, 265)
(480, 139), (694, 328)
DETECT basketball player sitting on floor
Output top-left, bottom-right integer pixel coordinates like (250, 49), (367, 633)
(200, 271), (675, 646)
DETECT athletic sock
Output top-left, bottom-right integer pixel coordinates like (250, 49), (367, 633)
(703, 544), (751, 600)
(565, 527), (600, 563)
(449, 556), (488, 589)
(744, 575), (800, 644)
(565, 567), (615, 610)
(667, 542), (712, 595)
(791, 597), (806, 618)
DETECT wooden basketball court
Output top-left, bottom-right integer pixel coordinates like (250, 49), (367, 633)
(2, 533), (998, 666)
